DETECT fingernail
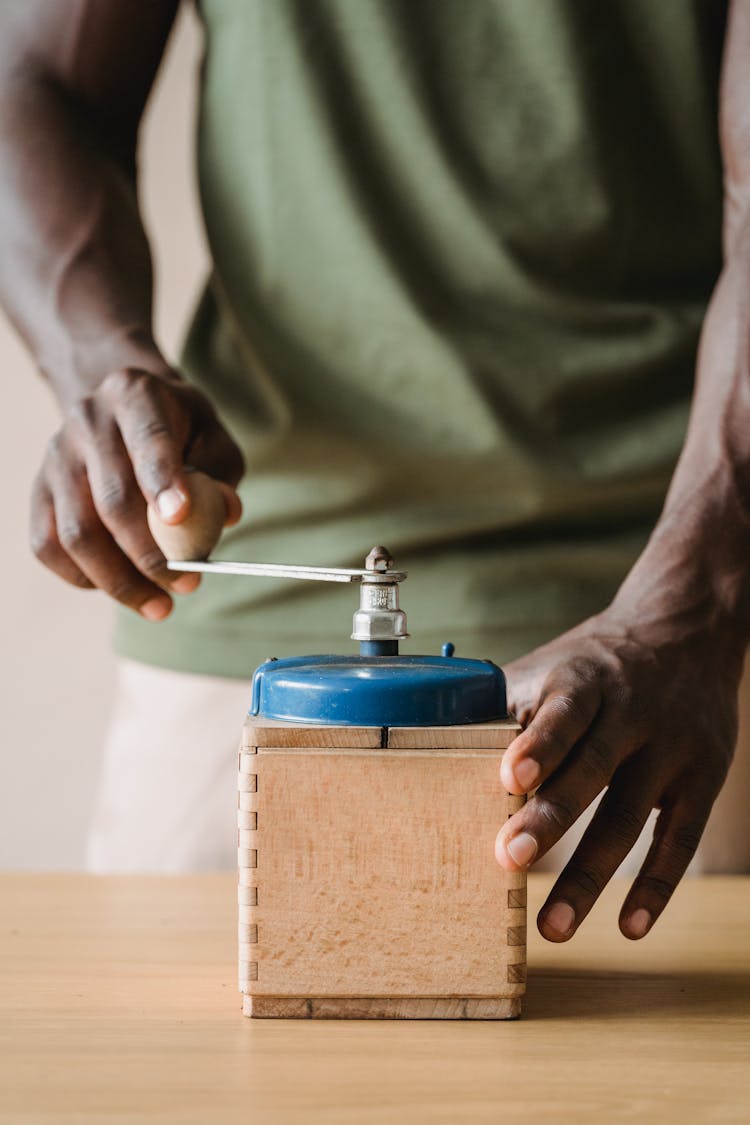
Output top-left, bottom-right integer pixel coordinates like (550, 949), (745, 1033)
(140, 596), (172, 622)
(626, 908), (652, 939)
(171, 573), (201, 594)
(513, 758), (540, 791)
(506, 832), (538, 867)
(156, 487), (185, 520)
(544, 901), (576, 938)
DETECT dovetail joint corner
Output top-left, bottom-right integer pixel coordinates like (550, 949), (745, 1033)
(507, 962), (527, 984)
(507, 887), (527, 909)
(238, 768), (259, 991)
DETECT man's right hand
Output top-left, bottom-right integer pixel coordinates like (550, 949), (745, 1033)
(30, 366), (244, 620)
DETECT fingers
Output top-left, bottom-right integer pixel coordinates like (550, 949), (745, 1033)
(186, 415), (246, 491)
(40, 433), (173, 619)
(101, 370), (192, 523)
(496, 706), (637, 872)
(30, 476), (94, 589)
(536, 754), (653, 942)
(618, 790), (714, 940)
(90, 440), (202, 596)
(104, 370), (245, 524)
(72, 400), (199, 598)
(216, 481), (243, 527)
(500, 673), (601, 794)
(531, 762), (715, 943)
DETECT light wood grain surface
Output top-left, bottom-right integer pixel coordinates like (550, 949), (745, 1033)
(239, 721), (525, 1017)
(1, 874), (748, 1124)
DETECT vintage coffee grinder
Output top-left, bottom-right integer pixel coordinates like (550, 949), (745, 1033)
(151, 474), (525, 1020)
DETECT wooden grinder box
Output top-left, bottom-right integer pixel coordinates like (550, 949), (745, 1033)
(144, 503), (526, 1021)
(238, 717), (525, 1020)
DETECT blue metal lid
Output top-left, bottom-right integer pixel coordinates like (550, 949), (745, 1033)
(249, 652), (507, 727)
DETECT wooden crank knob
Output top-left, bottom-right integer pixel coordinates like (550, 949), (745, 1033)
(147, 470), (227, 561)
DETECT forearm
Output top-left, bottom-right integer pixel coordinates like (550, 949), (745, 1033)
(0, 61), (169, 406)
(610, 244), (750, 654)
(0, 0), (179, 404)
(612, 1), (750, 646)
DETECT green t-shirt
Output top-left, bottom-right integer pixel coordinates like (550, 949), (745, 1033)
(116, 0), (725, 679)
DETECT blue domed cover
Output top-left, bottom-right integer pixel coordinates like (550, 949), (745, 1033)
(249, 653), (507, 727)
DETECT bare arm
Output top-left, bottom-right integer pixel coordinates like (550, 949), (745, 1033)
(0, 1), (242, 619)
(0, 1), (178, 396)
(495, 0), (750, 939)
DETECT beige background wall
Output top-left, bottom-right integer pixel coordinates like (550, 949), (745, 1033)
(0, 8), (207, 868)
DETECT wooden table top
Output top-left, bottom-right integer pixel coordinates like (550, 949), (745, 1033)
(1, 873), (748, 1124)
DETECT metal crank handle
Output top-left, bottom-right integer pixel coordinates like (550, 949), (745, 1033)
(166, 537), (409, 650)
(165, 558), (407, 585)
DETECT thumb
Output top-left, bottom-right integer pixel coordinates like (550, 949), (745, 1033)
(153, 476), (192, 526)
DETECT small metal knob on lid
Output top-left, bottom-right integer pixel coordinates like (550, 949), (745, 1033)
(365, 546), (393, 572)
(352, 545), (408, 657)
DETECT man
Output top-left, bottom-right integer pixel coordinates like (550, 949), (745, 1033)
(1, 0), (748, 943)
